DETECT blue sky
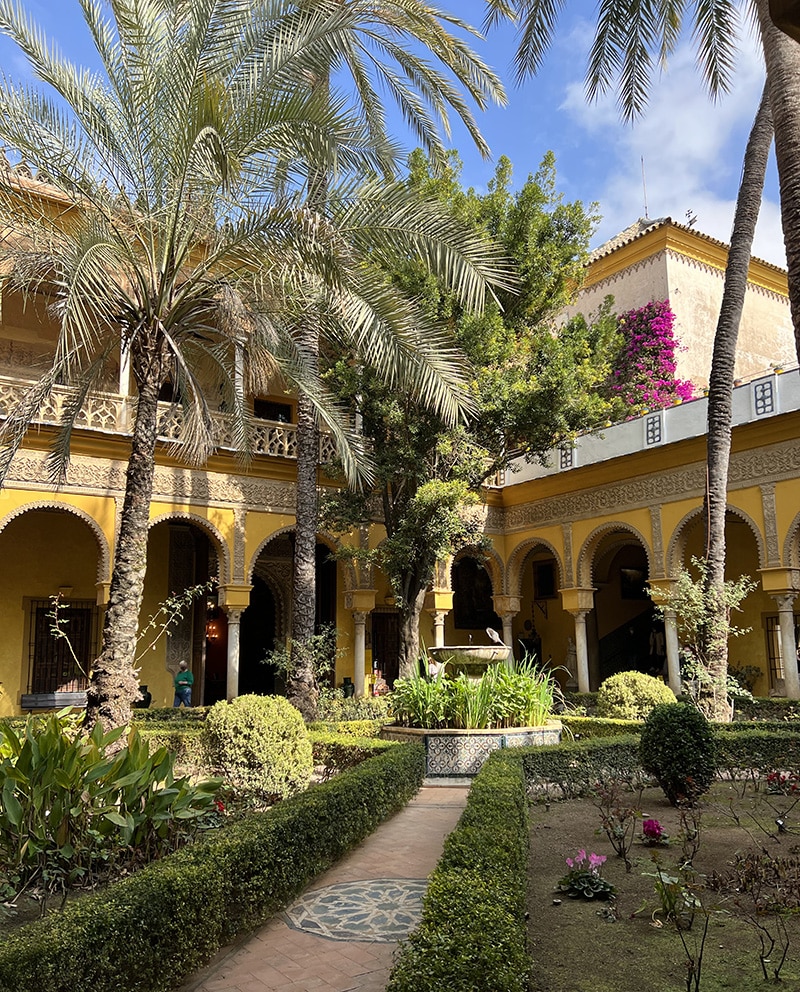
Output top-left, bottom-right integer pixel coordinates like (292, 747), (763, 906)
(0, 0), (783, 266)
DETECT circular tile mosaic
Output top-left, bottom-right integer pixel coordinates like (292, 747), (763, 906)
(283, 878), (428, 942)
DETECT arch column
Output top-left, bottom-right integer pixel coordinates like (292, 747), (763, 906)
(560, 588), (595, 692)
(352, 611), (368, 697)
(760, 569), (800, 699)
(345, 590), (377, 696)
(662, 608), (682, 697)
(224, 608), (242, 700)
(769, 593), (799, 699)
(219, 583), (253, 701)
(492, 596), (520, 649)
(649, 579), (681, 696)
(424, 589), (454, 649)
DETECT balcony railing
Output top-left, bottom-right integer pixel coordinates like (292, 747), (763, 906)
(0, 373), (337, 463)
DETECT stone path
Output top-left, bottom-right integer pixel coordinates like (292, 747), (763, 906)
(178, 785), (468, 992)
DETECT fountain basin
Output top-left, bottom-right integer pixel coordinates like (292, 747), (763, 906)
(428, 644), (511, 678)
(381, 721), (562, 777)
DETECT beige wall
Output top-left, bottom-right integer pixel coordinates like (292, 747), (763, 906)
(563, 249), (794, 391)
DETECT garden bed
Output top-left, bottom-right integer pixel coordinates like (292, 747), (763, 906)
(529, 781), (800, 991)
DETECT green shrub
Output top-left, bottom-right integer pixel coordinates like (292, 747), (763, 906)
(387, 750), (530, 992)
(316, 692), (393, 722)
(0, 714), (218, 904)
(640, 703), (718, 805)
(522, 735), (643, 798)
(137, 724), (208, 766)
(0, 743), (424, 992)
(732, 696), (800, 722)
(597, 670), (676, 720)
(204, 695), (312, 801)
(307, 718), (385, 737)
(308, 732), (393, 780)
(560, 715), (642, 739)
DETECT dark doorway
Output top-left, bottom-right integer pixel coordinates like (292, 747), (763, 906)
(372, 611), (400, 687)
(239, 577), (277, 695)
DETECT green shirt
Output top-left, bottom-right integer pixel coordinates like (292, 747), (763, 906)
(174, 669), (194, 689)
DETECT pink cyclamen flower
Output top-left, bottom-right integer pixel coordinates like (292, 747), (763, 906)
(642, 818), (663, 840)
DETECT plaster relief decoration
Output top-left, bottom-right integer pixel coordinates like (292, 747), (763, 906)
(6, 448), (296, 510)
(761, 483), (780, 566)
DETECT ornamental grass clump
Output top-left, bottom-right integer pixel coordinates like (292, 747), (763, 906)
(391, 658), (560, 731)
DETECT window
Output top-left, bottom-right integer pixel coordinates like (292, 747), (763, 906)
(765, 613), (800, 688)
(253, 399), (292, 423)
(27, 599), (98, 693)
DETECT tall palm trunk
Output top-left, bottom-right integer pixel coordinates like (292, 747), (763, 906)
(702, 84), (773, 721)
(754, 0), (800, 355)
(288, 340), (321, 719)
(86, 333), (164, 734)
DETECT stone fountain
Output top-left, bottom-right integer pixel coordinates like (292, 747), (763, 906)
(427, 628), (511, 678)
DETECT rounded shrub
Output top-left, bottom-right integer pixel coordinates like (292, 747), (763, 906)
(597, 671), (677, 720)
(639, 702), (718, 806)
(203, 694), (312, 801)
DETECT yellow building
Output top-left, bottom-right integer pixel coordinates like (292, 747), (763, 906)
(1, 216), (799, 714)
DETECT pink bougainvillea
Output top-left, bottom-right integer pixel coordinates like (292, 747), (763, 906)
(610, 300), (695, 412)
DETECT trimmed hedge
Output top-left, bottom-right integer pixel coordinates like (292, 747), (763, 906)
(715, 729), (800, 779)
(132, 707), (209, 722)
(307, 718), (386, 737)
(733, 697), (800, 721)
(137, 724), (208, 765)
(522, 735), (643, 798)
(387, 750), (531, 992)
(0, 742), (424, 992)
(561, 714), (642, 739)
(309, 732), (394, 779)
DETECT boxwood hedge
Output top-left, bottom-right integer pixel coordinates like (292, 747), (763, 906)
(387, 749), (531, 992)
(0, 741), (424, 992)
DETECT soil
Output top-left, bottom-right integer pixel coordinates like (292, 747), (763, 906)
(528, 782), (800, 991)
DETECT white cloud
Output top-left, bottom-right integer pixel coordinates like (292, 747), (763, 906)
(558, 27), (786, 268)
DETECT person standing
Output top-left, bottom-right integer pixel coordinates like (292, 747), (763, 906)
(173, 660), (194, 707)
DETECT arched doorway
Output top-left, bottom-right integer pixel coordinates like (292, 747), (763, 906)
(449, 554), (502, 643)
(587, 530), (655, 686)
(243, 533), (338, 696)
(0, 505), (104, 708)
(143, 520), (221, 706)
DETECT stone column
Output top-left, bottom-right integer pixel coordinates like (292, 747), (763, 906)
(772, 593), (800, 699)
(572, 610), (591, 693)
(501, 614), (515, 650)
(431, 610), (447, 647)
(352, 610), (368, 697)
(663, 607), (682, 697)
(225, 607), (242, 701)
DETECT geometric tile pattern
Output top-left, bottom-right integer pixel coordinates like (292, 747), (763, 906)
(283, 879), (428, 943)
(426, 734), (499, 776)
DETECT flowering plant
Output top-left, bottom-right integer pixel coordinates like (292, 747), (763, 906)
(609, 300), (695, 415)
(557, 849), (616, 900)
(640, 817), (669, 845)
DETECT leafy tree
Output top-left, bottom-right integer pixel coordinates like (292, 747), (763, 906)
(286, 1), (507, 718)
(323, 153), (622, 674)
(0, 0), (501, 730)
(487, 0), (786, 710)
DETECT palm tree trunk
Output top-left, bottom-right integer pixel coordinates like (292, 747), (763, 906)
(703, 83), (773, 721)
(288, 358), (321, 720)
(754, 0), (800, 357)
(86, 341), (164, 734)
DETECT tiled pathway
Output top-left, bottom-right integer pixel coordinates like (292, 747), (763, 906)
(178, 785), (469, 992)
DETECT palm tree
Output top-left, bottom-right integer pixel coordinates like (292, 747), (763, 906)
(0, 0), (506, 730)
(485, 0), (800, 356)
(486, 0), (790, 716)
(704, 86), (773, 717)
(284, 2), (507, 715)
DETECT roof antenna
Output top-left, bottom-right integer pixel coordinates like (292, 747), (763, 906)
(641, 156), (649, 219)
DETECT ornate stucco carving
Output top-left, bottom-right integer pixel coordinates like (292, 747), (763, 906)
(6, 449), (297, 510)
(761, 483), (780, 566)
(650, 505), (665, 576)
